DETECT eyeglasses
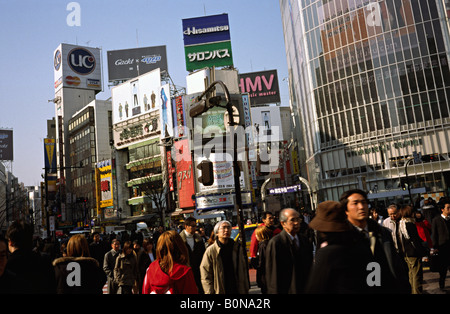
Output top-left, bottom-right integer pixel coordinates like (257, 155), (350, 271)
(219, 225), (232, 231)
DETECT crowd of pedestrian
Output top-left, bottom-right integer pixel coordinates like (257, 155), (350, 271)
(1, 191), (450, 295)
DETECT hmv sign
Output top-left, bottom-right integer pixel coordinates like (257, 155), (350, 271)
(238, 69), (281, 105)
(53, 43), (102, 93)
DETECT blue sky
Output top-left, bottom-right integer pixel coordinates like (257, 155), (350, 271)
(0, 0), (289, 186)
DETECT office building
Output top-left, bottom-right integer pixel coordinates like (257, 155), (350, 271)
(280, 0), (450, 206)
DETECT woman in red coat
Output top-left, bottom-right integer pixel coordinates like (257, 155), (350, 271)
(142, 230), (198, 294)
(415, 211), (433, 248)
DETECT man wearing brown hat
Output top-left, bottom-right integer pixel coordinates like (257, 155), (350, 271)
(265, 208), (313, 294)
(340, 189), (410, 293)
(306, 201), (372, 293)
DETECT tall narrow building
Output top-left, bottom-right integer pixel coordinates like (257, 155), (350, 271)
(280, 0), (450, 206)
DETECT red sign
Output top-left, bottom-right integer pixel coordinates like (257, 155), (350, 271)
(167, 150), (174, 192)
(174, 139), (195, 208)
(175, 96), (186, 137)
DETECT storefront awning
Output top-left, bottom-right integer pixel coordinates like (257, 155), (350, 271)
(171, 209), (194, 216)
(120, 213), (158, 224)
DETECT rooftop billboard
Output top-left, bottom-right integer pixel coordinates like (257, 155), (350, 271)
(107, 45), (168, 82)
(182, 14), (233, 71)
(0, 130), (13, 161)
(53, 43), (102, 93)
(238, 70), (281, 105)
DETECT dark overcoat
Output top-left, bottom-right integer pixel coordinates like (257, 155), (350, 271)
(265, 229), (313, 294)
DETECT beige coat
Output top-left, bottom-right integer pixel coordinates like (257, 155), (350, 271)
(200, 239), (249, 294)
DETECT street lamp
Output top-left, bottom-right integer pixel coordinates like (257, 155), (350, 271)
(189, 80), (248, 271)
(405, 157), (414, 206)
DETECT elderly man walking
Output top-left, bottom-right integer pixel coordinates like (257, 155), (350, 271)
(200, 220), (249, 294)
(265, 208), (313, 294)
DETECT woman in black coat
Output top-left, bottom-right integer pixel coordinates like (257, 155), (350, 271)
(254, 226), (273, 294)
(305, 201), (372, 294)
(398, 205), (429, 294)
(137, 237), (156, 293)
(53, 234), (106, 294)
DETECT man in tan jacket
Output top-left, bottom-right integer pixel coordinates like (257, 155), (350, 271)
(200, 220), (249, 294)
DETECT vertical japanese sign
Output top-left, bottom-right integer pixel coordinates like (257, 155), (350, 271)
(174, 96), (187, 138)
(174, 139), (195, 208)
(167, 150), (174, 192)
(44, 138), (57, 196)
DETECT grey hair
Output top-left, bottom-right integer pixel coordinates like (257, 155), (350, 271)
(279, 208), (296, 222)
(387, 204), (398, 211)
(214, 220), (231, 234)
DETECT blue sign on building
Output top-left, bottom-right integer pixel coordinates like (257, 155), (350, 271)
(182, 13), (231, 46)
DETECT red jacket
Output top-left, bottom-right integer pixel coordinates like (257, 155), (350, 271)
(142, 260), (198, 294)
(250, 224), (281, 258)
(416, 220), (433, 248)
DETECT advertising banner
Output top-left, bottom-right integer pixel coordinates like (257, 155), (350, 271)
(182, 13), (231, 46)
(174, 139), (195, 209)
(159, 84), (174, 138)
(43, 138), (56, 197)
(182, 13), (233, 71)
(44, 138), (56, 171)
(196, 153), (245, 194)
(195, 192), (252, 211)
(107, 46), (168, 82)
(111, 68), (161, 125)
(97, 160), (113, 208)
(268, 184), (302, 195)
(173, 96), (187, 138)
(53, 43), (102, 93)
(184, 41), (233, 72)
(238, 70), (281, 105)
(0, 130), (13, 161)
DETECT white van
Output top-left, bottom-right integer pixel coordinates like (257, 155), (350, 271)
(136, 222), (152, 238)
(105, 225), (126, 235)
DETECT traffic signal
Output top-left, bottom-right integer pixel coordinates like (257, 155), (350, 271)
(189, 96), (222, 117)
(421, 155), (436, 162)
(197, 160), (214, 186)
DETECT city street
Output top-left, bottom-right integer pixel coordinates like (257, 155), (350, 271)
(423, 266), (450, 294)
(101, 267), (445, 294)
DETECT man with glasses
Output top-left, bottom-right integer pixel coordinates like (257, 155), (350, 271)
(200, 220), (249, 294)
(265, 208), (313, 294)
(179, 217), (205, 293)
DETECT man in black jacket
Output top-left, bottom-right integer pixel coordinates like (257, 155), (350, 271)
(179, 217), (205, 293)
(265, 208), (313, 294)
(431, 199), (450, 290)
(6, 220), (56, 293)
(340, 189), (410, 293)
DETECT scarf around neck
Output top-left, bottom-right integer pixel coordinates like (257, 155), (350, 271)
(399, 218), (415, 239)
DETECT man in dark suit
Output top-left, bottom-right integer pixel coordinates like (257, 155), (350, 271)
(340, 189), (410, 293)
(265, 208), (313, 294)
(179, 217), (205, 294)
(431, 199), (450, 290)
(6, 220), (56, 294)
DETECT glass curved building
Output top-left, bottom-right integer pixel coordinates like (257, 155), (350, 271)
(280, 0), (450, 206)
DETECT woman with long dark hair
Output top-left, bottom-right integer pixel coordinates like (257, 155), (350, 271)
(142, 230), (197, 294)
